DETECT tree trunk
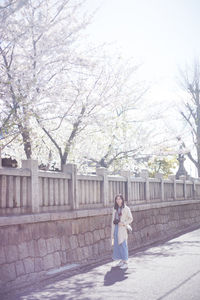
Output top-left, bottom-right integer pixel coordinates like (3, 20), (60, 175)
(18, 124), (32, 159)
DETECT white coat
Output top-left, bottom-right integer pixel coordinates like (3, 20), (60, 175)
(111, 204), (133, 245)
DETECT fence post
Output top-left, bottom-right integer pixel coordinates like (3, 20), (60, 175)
(121, 170), (131, 203)
(63, 163), (78, 210)
(140, 169), (149, 202)
(96, 167), (108, 207)
(169, 175), (177, 201)
(155, 173), (164, 201)
(192, 178), (197, 200)
(0, 147), (2, 168)
(180, 175), (186, 199)
(21, 159), (39, 213)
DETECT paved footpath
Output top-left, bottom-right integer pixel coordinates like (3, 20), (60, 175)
(3, 227), (200, 300)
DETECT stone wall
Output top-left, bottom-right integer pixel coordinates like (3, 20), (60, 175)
(1, 200), (200, 295)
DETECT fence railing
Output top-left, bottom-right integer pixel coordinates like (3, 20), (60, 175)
(0, 159), (200, 215)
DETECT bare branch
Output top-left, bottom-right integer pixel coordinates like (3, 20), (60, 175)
(63, 104), (86, 160)
(49, 0), (70, 24)
(1, 132), (19, 150)
(0, 0), (16, 9)
(181, 140), (198, 168)
(106, 148), (142, 167)
(180, 111), (197, 135)
(36, 118), (63, 158)
(50, 90), (81, 131)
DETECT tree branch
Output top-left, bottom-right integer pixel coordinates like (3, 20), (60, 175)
(181, 141), (198, 168)
(36, 118), (63, 159)
(180, 111), (197, 135)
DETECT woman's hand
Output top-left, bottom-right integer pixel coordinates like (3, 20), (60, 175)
(118, 222), (125, 226)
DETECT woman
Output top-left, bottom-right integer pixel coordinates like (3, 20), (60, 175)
(111, 194), (133, 269)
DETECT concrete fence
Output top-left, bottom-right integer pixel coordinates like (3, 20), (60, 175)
(1, 157), (200, 294)
(1, 159), (200, 215)
(1, 201), (200, 294)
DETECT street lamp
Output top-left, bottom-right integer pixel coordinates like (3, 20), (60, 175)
(175, 141), (189, 179)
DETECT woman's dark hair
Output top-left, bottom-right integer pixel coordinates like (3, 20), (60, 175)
(114, 194), (125, 210)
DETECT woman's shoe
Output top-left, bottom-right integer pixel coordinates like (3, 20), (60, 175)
(120, 262), (128, 269)
(116, 260), (123, 267)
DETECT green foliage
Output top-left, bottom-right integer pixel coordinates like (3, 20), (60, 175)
(147, 156), (178, 178)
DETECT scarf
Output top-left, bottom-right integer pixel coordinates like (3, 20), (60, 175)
(115, 206), (122, 221)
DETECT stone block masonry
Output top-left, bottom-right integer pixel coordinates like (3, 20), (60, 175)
(0, 200), (200, 295)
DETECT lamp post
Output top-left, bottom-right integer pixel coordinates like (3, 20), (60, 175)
(175, 142), (189, 179)
(176, 153), (188, 179)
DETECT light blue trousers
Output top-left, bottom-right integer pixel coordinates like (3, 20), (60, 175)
(112, 224), (128, 261)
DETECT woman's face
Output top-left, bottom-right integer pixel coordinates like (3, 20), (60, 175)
(116, 196), (123, 207)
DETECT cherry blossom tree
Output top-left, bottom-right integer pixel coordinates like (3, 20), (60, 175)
(0, 0), (91, 158)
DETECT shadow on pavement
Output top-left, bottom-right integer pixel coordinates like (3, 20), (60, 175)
(131, 239), (200, 261)
(104, 266), (128, 286)
(2, 274), (96, 300)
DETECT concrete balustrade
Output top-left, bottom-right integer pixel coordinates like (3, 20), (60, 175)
(0, 147), (2, 168)
(1, 159), (200, 215)
(1, 200), (200, 294)
(1, 156), (200, 294)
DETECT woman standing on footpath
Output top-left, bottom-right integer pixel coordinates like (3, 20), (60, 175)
(111, 194), (133, 269)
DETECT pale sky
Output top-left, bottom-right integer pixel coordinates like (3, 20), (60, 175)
(85, 0), (200, 176)
(85, 0), (200, 101)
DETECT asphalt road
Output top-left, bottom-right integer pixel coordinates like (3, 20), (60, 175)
(3, 227), (200, 300)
